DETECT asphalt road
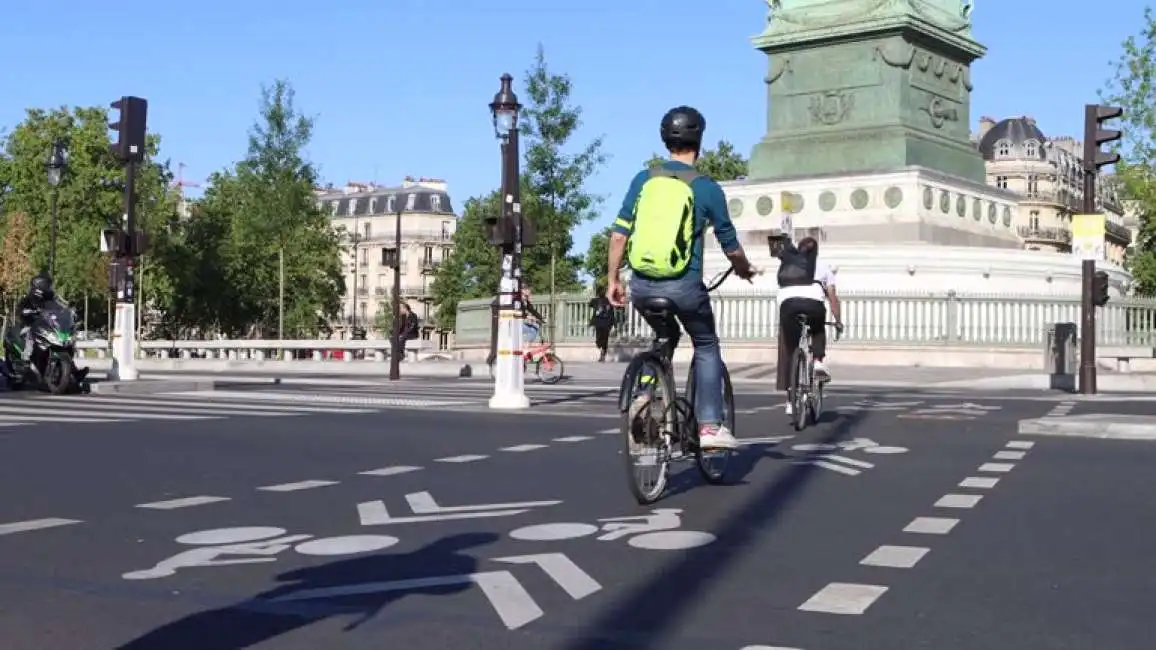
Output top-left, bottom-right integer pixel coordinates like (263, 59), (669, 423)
(0, 383), (1151, 649)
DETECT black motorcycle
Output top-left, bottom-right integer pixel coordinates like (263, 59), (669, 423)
(2, 300), (90, 394)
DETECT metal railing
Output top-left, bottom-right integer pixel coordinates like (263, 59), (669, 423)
(1016, 226), (1072, 244)
(453, 291), (1156, 349)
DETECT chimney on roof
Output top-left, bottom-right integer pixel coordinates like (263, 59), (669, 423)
(978, 116), (996, 138)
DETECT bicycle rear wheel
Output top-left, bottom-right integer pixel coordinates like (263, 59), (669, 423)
(535, 352), (564, 384)
(622, 356), (673, 504)
(695, 362), (734, 484)
(790, 348), (810, 431)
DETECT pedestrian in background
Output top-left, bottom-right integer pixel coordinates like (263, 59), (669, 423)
(588, 288), (615, 362)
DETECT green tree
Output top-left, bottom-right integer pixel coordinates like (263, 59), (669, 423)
(521, 44), (608, 295)
(434, 46), (605, 327)
(1103, 7), (1156, 295)
(0, 212), (35, 316)
(583, 226), (615, 292)
(374, 287), (399, 334)
(186, 80), (345, 337)
(644, 140), (749, 181)
(0, 106), (179, 330)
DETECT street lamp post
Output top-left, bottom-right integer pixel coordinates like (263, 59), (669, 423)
(488, 73), (530, 409)
(389, 194), (404, 381)
(349, 231), (364, 337)
(45, 140), (68, 277)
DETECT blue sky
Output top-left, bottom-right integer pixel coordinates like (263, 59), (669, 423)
(2, 0), (1148, 255)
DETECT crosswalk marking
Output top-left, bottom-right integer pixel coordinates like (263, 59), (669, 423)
(0, 404), (214, 420)
(42, 395), (367, 414)
(170, 390), (472, 408)
(135, 496), (230, 510)
(0, 517), (82, 536)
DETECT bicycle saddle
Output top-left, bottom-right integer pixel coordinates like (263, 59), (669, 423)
(638, 297), (676, 317)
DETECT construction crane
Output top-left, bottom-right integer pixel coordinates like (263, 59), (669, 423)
(172, 162), (202, 196)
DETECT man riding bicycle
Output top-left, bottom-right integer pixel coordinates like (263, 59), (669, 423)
(605, 105), (756, 450)
(775, 236), (842, 415)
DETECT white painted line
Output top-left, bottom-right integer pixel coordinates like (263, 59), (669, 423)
(737, 435), (794, 445)
(552, 435), (593, 442)
(257, 480), (339, 492)
(174, 390), (470, 409)
(136, 496), (230, 510)
(903, 516), (958, 535)
(500, 444), (548, 452)
(359, 465), (422, 477)
(0, 415), (123, 424)
(597, 427), (618, 435)
(935, 494), (983, 509)
(993, 450), (1026, 460)
(405, 491), (560, 514)
(357, 501), (530, 525)
(493, 553), (602, 599)
(959, 477), (1000, 489)
(0, 405), (214, 420)
(795, 460), (860, 475)
(741, 646), (804, 650)
(0, 517), (82, 536)
(818, 454), (874, 469)
(1006, 441), (1035, 449)
(435, 454), (489, 463)
(45, 395), (372, 414)
(979, 462), (1015, 473)
(798, 582), (888, 615)
(860, 545), (930, 569)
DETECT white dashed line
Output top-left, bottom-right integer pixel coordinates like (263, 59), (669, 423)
(798, 583), (888, 615)
(740, 646), (804, 650)
(978, 462), (1015, 473)
(1006, 440), (1035, 449)
(935, 494), (983, 509)
(597, 428), (619, 435)
(552, 435), (593, 442)
(500, 444), (548, 452)
(0, 518), (82, 536)
(903, 516), (959, 535)
(435, 454), (489, 463)
(257, 480), (338, 492)
(959, 476), (1000, 489)
(136, 496), (230, 510)
(860, 545), (930, 569)
(993, 450), (1026, 460)
(359, 465), (423, 476)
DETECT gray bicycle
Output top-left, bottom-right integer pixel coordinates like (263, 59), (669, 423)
(788, 314), (842, 431)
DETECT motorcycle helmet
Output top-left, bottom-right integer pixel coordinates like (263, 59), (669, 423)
(30, 273), (54, 300)
(660, 106), (706, 152)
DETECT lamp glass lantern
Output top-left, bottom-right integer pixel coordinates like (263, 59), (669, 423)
(46, 140), (68, 186)
(489, 73), (521, 139)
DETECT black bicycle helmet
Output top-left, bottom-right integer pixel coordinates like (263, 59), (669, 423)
(660, 106), (706, 152)
(30, 273), (53, 300)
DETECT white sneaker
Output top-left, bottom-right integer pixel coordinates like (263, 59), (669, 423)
(784, 401), (793, 416)
(813, 360), (831, 382)
(699, 424), (738, 450)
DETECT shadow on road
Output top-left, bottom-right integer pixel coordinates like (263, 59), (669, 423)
(557, 408), (875, 649)
(113, 532), (497, 650)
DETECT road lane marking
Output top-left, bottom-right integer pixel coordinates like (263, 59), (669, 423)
(358, 465), (422, 476)
(993, 450), (1026, 460)
(935, 494), (983, 509)
(978, 462), (1015, 473)
(798, 583), (888, 615)
(552, 435), (593, 442)
(500, 444), (548, 452)
(0, 518), (82, 536)
(257, 480), (339, 492)
(435, 454), (489, 463)
(135, 496), (230, 510)
(903, 517), (959, 534)
(959, 476), (1000, 489)
(859, 545), (930, 569)
(1006, 440), (1035, 449)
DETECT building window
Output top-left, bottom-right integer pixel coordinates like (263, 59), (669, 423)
(1029, 210), (1040, 230)
(430, 194), (441, 211)
(377, 274), (388, 288)
(359, 302), (367, 321)
(406, 194), (416, 210)
(386, 195), (395, 213)
(359, 274), (367, 289)
(996, 140), (1011, 157)
(424, 246), (435, 263)
(1027, 175), (1038, 195)
(441, 220), (453, 239)
(996, 176), (1008, 189)
(360, 249), (368, 265)
(1024, 139), (1038, 158)
(363, 222), (371, 239)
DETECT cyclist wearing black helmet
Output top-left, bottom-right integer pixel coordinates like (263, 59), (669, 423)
(16, 273), (56, 364)
(605, 106), (756, 450)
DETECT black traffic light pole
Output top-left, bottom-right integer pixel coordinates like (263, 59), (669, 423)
(1079, 103), (1123, 395)
(390, 196), (404, 381)
(107, 95), (148, 381)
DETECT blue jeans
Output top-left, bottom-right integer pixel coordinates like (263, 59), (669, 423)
(522, 323), (540, 343)
(630, 276), (725, 425)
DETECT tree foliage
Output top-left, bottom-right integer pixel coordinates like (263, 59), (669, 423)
(0, 211), (35, 307)
(433, 46), (606, 325)
(1103, 6), (1156, 294)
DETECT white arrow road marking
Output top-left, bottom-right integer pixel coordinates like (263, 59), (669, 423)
(492, 553), (601, 600)
(795, 460), (859, 476)
(357, 501), (528, 525)
(816, 455), (874, 469)
(269, 570), (544, 630)
(405, 491), (561, 514)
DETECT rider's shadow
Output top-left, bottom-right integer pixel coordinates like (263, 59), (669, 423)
(723, 409), (855, 482)
(114, 532), (497, 650)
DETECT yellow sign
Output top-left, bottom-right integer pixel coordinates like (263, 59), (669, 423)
(1071, 214), (1105, 261)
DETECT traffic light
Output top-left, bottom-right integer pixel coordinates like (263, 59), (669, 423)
(109, 96), (148, 162)
(1093, 270), (1110, 307)
(484, 213), (507, 245)
(1083, 104), (1123, 174)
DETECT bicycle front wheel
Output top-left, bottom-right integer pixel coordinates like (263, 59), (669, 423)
(695, 362), (734, 485)
(622, 356), (673, 505)
(535, 352), (564, 384)
(790, 348), (809, 431)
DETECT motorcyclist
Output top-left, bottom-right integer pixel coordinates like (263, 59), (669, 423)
(16, 273), (55, 365)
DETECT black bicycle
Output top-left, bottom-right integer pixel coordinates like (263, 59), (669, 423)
(617, 267), (745, 504)
(788, 314), (841, 431)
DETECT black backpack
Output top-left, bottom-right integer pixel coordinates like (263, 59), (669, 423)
(777, 243), (816, 288)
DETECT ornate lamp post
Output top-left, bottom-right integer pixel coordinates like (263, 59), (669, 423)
(389, 193), (405, 381)
(45, 140), (68, 277)
(488, 73), (529, 409)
